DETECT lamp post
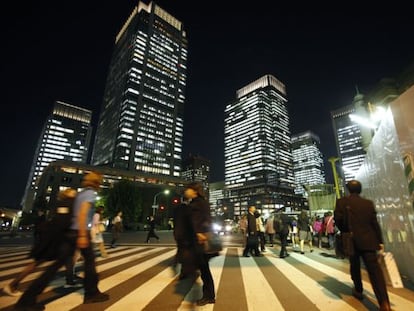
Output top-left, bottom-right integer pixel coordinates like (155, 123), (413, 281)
(152, 189), (170, 216)
(328, 157), (341, 200)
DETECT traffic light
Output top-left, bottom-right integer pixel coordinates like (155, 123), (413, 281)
(172, 197), (180, 205)
(159, 205), (165, 211)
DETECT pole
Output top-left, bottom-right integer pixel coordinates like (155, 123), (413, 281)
(328, 157), (341, 200)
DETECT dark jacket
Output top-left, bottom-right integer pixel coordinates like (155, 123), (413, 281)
(189, 196), (211, 234)
(173, 203), (195, 245)
(334, 194), (383, 251)
(246, 212), (257, 236)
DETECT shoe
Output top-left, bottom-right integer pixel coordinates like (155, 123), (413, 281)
(379, 301), (392, 311)
(242, 254), (250, 257)
(13, 303), (45, 311)
(64, 281), (83, 288)
(352, 288), (363, 300)
(310, 249), (314, 253)
(83, 292), (110, 304)
(196, 297), (215, 306)
(3, 284), (22, 297)
(255, 254), (264, 257)
(301, 251), (305, 254)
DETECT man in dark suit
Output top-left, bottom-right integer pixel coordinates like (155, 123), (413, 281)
(242, 206), (262, 257)
(334, 180), (391, 311)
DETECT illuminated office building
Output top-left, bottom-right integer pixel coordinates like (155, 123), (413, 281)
(181, 154), (210, 193)
(22, 101), (92, 211)
(331, 92), (371, 182)
(291, 131), (326, 196)
(92, 1), (187, 179)
(224, 75), (297, 217)
(209, 181), (226, 217)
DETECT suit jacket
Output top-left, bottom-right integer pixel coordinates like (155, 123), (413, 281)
(189, 196), (212, 233)
(246, 212), (257, 236)
(334, 194), (383, 251)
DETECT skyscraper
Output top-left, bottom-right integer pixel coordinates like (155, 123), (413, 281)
(181, 154), (210, 192)
(22, 101), (92, 211)
(331, 92), (370, 182)
(92, 1), (187, 178)
(224, 74), (296, 216)
(291, 131), (326, 196)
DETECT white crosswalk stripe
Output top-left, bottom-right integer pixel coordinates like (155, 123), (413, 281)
(0, 246), (413, 310)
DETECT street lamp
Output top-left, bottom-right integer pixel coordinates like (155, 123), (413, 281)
(328, 157), (341, 200)
(152, 189), (170, 216)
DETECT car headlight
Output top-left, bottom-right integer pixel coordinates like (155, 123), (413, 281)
(225, 225), (232, 232)
(212, 223), (222, 231)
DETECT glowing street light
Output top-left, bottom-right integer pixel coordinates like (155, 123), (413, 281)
(152, 189), (170, 216)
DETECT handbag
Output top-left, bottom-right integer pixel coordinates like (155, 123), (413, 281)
(335, 206), (355, 258)
(203, 232), (223, 254)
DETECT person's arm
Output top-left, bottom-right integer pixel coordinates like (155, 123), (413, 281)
(77, 201), (91, 248)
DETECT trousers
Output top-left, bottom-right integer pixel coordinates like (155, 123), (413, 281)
(16, 231), (100, 306)
(349, 248), (390, 305)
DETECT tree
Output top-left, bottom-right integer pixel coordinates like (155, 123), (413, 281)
(106, 180), (143, 230)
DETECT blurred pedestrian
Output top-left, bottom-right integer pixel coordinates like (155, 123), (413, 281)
(297, 210), (313, 254)
(111, 211), (123, 248)
(91, 206), (108, 258)
(278, 213), (291, 258)
(324, 211), (335, 249)
(184, 182), (216, 306)
(312, 216), (323, 248)
(255, 210), (266, 252)
(4, 189), (80, 297)
(146, 215), (160, 243)
(265, 215), (275, 247)
(172, 197), (197, 279)
(13, 172), (109, 311)
(334, 180), (391, 311)
(242, 206), (262, 257)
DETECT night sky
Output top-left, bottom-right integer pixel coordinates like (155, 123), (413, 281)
(1, 1), (413, 207)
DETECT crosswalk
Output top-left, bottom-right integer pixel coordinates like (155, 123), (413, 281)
(1, 245), (414, 310)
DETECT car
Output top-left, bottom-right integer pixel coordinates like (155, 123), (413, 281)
(212, 219), (234, 235)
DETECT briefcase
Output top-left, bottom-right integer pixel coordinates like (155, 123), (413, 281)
(378, 252), (403, 288)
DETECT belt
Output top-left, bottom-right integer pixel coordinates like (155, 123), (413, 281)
(56, 207), (70, 214)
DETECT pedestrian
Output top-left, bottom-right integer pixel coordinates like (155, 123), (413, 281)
(4, 189), (80, 298)
(265, 215), (275, 247)
(184, 182), (216, 306)
(324, 211), (335, 249)
(312, 216), (323, 248)
(111, 211), (123, 248)
(242, 206), (262, 257)
(172, 197), (197, 279)
(13, 172), (109, 311)
(334, 180), (391, 311)
(239, 214), (247, 247)
(297, 210), (313, 254)
(277, 213), (291, 258)
(255, 210), (266, 252)
(91, 206), (108, 258)
(146, 215), (160, 243)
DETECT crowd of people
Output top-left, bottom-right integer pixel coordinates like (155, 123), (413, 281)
(2, 178), (392, 311)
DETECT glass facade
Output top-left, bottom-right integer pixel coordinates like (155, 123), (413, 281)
(331, 104), (367, 182)
(92, 2), (187, 178)
(22, 101), (92, 210)
(224, 75), (296, 216)
(292, 131), (326, 196)
(356, 84), (414, 283)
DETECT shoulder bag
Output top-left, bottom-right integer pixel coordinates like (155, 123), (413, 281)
(203, 232), (223, 254)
